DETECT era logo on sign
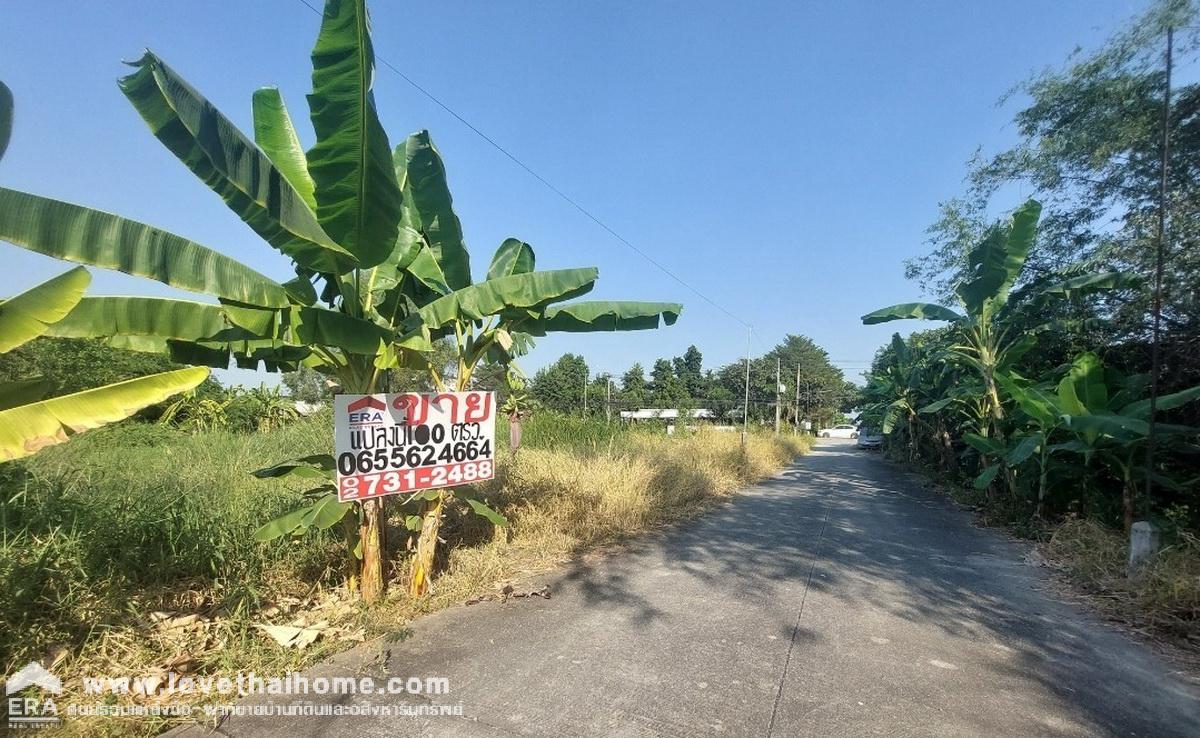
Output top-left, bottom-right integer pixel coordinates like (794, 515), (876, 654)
(346, 396), (387, 424)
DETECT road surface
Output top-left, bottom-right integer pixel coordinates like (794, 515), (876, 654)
(169, 439), (1200, 737)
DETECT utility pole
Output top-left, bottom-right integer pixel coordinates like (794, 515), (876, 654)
(794, 364), (801, 435)
(804, 381), (812, 433)
(1145, 25), (1173, 517)
(774, 358), (781, 435)
(605, 377), (612, 424)
(583, 374), (588, 417)
(741, 327), (752, 448)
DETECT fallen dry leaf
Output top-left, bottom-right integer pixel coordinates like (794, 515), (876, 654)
(256, 624), (324, 650)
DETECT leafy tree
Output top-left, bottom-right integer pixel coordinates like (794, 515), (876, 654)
(620, 363), (647, 408)
(1, 336), (193, 397)
(531, 353), (588, 414)
(908, 0), (1199, 377)
(587, 372), (614, 418)
(711, 334), (847, 425)
(650, 358), (687, 407)
(281, 365), (329, 403)
(672, 345), (706, 398)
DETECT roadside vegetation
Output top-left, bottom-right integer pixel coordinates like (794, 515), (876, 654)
(861, 0), (1200, 645)
(0, 410), (808, 735)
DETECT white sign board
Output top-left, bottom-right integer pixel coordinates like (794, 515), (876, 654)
(333, 391), (496, 503)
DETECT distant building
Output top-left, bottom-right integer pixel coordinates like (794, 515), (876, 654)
(619, 409), (716, 421)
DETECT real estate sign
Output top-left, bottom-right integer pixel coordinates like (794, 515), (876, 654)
(333, 391), (496, 503)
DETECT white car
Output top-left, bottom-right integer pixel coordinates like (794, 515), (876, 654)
(856, 428), (883, 449)
(819, 424), (858, 439)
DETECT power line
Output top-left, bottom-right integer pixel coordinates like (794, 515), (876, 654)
(292, 0), (752, 331)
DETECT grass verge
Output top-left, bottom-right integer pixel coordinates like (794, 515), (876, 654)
(1, 414), (810, 736)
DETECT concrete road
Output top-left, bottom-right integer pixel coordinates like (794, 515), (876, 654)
(169, 440), (1200, 737)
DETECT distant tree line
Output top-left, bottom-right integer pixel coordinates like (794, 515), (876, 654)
(529, 334), (858, 427)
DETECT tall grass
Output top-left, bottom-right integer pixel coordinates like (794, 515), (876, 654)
(1, 412), (809, 735)
(1042, 519), (1200, 637)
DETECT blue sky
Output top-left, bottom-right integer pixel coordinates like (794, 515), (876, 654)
(0, 0), (1149, 386)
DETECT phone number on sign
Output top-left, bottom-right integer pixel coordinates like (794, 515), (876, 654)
(339, 460), (495, 501)
(336, 439), (492, 476)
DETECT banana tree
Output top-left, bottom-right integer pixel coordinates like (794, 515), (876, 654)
(861, 199), (1134, 496)
(989, 371), (1065, 516)
(0, 0), (679, 601)
(1049, 353), (1200, 531)
(860, 334), (926, 460)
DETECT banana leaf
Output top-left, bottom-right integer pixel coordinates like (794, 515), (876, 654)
(119, 52), (355, 275)
(917, 397), (955, 414)
(0, 266), (90, 352)
(0, 366), (209, 461)
(973, 464), (1001, 490)
(890, 333), (910, 365)
(1057, 353), (1108, 416)
(487, 238), (535, 280)
(252, 87), (317, 209)
(252, 454), (335, 479)
(44, 296), (231, 342)
(1037, 270), (1140, 298)
(283, 272), (319, 306)
(0, 188), (290, 308)
(995, 373), (1060, 428)
(289, 305), (394, 355)
(401, 131), (471, 289)
(517, 300), (681, 335)
(1119, 385), (1200, 420)
(413, 268), (598, 330)
(1061, 413), (1147, 442)
(955, 199), (1040, 317)
(0, 80), (11, 162)
(306, 0), (401, 269)
(860, 302), (963, 325)
(1005, 432), (1043, 466)
(963, 432), (1004, 456)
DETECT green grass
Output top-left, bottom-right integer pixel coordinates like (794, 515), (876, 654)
(0, 410), (641, 671)
(1, 413), (341, 671)
(1, 411), (810, 737)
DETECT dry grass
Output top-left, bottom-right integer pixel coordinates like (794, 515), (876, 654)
(2, 418), (810, 736)
(1042, 519), (1200, 642)
(415, 429), (810, 613)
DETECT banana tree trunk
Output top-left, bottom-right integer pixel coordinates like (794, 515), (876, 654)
(509, 412), (523, 453)
(409, 492), (445, 597)
(359, 498), (387, 602)
(983, 368), (1018, 500)
(342, 513), (361, 595)
(938, 426), (954, 473)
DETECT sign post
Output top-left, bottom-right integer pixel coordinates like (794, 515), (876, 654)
(333, 391), (496, 503)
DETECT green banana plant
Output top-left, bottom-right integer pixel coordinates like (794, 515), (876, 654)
(1048, 353), (1200, 531)
(0, 268), (208, 460)
(0, 1), (679, 602)
(861, 199), (1133, 498)
(990, 371), (1065, 516)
